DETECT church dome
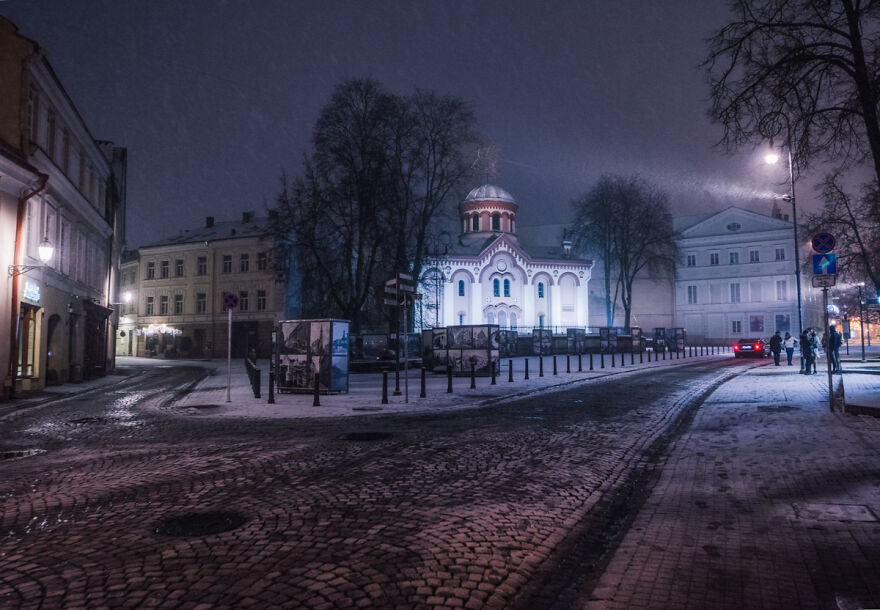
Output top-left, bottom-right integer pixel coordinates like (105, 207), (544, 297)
(464, 184), (516, 204)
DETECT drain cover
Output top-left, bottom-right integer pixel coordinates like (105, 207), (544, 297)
(1, 448), (46, 461)
(339, 432), (392, 441)
(155, 511), (247, 537)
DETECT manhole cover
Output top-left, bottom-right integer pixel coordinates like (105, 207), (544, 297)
(1, 448), (46, 461)
(338, 432), (392, 441)
(757, 405), (800, 413)
(791, 503), (878, 522)
(69, 416), (112, 425)
(155, 511), (247, 537)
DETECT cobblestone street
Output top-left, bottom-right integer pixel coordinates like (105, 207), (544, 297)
(0, 359), (745, 609)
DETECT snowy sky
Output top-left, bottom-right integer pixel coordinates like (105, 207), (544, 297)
(0, 0), (818, 248)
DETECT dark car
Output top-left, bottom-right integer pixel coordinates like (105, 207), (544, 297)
(733, 338), (768, 358)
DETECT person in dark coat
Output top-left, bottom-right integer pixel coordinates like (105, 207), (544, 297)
(769, 330), (783, 365)
(829, 324), (843, 373)
(800, 330), (812, 374)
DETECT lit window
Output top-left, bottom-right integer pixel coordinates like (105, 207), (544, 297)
(538, 282), (545, 298)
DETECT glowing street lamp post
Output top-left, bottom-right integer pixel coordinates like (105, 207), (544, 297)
(765, 149), (804, 336)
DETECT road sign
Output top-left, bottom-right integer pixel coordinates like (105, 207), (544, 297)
(812, 275), (837, 288)
(383, 298), (400, 306)
(812, 253), (837, 275)
(222, 292), (239, 310)
(811, 232), (836, 254)
(385, 278), (415, 292)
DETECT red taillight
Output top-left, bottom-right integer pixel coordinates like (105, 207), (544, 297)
(734, 345), (740, 351)
(754, 344), (761, 350)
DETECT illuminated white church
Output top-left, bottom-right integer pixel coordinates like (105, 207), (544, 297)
(420, 185), (592, 330)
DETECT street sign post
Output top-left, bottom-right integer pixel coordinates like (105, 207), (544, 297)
(222, 292), (238, 403)
(812, 253), (837, 275)
(812, 275), (837, 288)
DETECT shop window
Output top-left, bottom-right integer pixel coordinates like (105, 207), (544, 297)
(16, 305), (39, 378)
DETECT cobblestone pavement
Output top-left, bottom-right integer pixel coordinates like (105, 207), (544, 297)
(582, 363), (880, 610)
(0, 359), (750, 609)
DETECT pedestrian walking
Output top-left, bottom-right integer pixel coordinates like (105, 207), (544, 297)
(809, 330), (820, 374)
(829, 324), (843, 373)
(783, 331), (796, 366)
(769, 331), (782, 365)
(800, 330), (812, 375)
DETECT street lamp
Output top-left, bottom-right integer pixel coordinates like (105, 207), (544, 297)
(857, 282), (867, 362)
(8, 236), (54, 277)
(763, 135), (804, 336)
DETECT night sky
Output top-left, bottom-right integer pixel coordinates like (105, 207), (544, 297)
(0, 0), (815, 248)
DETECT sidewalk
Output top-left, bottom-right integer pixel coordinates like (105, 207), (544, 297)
(167, 350), (732, 419)
(584, 356), (880, 609)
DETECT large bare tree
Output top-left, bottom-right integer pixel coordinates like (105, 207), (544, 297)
(571, 175), (677, 330)
(705, 0), (880, 287)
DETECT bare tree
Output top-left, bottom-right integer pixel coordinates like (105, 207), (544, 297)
(571, 175), (677, 329)
(705, 0), (880, 291)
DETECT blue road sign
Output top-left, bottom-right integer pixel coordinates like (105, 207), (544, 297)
(223, 292), (239, 310)
(811, 232), (836, 254)
(812, 253), (837, 275)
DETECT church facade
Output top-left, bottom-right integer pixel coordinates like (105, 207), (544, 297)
(420, 185), (592, 331)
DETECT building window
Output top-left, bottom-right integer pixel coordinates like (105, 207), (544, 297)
(62, 128), (70, 173)
(197, 256), (207, 275)
(257, 251), (268, 270)
(750, 249), (760, 263)
(776, 314), (791, 332)
(146, 262), (155, 279)
(750, 315), (764, 333)
(487, 312), (495, 324)
(732, 320), (742, 334)
(492, 214), (501, 231)
(458, 280), (465, 296)
(729, 251), (739, 265)
(196, 292), (206, 313)
(240, 254), (249, 272)
(46, 110), (57, 159)
(776, 280), (787, 300)
(687, 285), (698, 304)
(493, 278), (500, 297)
(145, 296), (154, 315)
(503, 279), (510, 297)
(175, 259), (184, 277)
(730, 283), (741, 303)
(160, 260), (169, 279)
(539, 314), (545, 328)
(222, 255), (232, 273)
(775, 247), (785, 261)
(472, 216), (479, 231)
(686, 254), (696, 267)
(239, 291), (249, 311)
(710, 252), (720, 266)
(538, 282), (545, 298)
(159, 295), (169, 315)
(458, 313), (464, 325)
(174, 294), (183, 314)
(257, 289), (266, 311)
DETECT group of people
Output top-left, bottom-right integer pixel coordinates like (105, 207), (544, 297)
(767, 325), (844, 374)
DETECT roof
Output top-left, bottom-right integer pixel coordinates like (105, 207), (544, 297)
(463, 184), (516, 204)
(140, 216), (273, 248)
(446, 232), (590, 264)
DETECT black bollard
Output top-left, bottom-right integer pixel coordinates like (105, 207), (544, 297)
(601, 352), (605, 368)
(470, 363), (476, 389)
(639, 350), (643, 364)
(620, 351), (625, 367)
(268, 370), (275, 404)
(662, 348), (666, 360)
(648, 349), (652, 362)
(589, 352), (594, 370)
(525, 358), (530, 380)
(491, 360), (496, 385)
(553, 356), (558, 375)
(394, 364), (401, 396)
(567, 354), (571, 373)
(447, 365), (453, 393)
(611, 351), (615, 367)
(539, 356), (544, 377)
(382, 371), (389, 404)
(508, 359), (514, 383)
(420, 367), (426, 398)
(578, 353), (583, 372)
(313, 373), (320, 407)
(631, 351), (634, 365)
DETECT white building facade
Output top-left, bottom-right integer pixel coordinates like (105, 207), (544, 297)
(421, 185), (591, 331)
(674, 206), (822, 342)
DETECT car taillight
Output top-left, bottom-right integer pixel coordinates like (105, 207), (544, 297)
(734, 345), (740, 351)
(754, 344), (761, 350)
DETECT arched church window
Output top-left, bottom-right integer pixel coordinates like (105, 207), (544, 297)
(487, 312), (495, 324)
(458, 280), (465, 296)
(498, 310), (507, 328)
(510, 313), (517, 329)
(538, 282), (545, 298)
(492, 214), (500, 231)
(538, 314), (545, 328)
(472, 216), (479, 231)
(503, 279), (510, 297)
(493, 278), (500, 297)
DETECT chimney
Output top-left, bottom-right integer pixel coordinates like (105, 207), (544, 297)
(562, 238), (573, 258)
(242, 211), (253, 224)
(206, 216), (215, 228)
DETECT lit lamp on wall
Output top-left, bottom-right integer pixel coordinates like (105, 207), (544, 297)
(8, 236), (54, 277)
